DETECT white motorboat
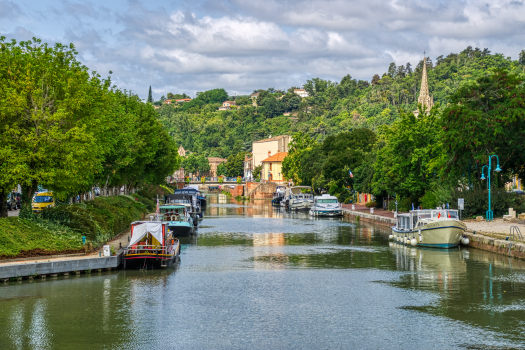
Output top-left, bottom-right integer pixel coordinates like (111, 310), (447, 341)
(288, 186), (314, 211)
(309, 194), (342, 216)
(390, 209), (467, 248)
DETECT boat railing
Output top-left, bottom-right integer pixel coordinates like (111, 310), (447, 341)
(124, 244), (177, 255)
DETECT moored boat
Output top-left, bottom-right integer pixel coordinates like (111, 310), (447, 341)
(288, 186), (314, 211)
(272, 186), (287, 206)
(123, 221), (180, 269)
(159, 204), (195, 237)
(390, 209), (467, 248)
(309, 194), (342, 217)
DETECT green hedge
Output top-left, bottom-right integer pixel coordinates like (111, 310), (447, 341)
(41, 196), (149, 246)
(0, 217), (84, 258)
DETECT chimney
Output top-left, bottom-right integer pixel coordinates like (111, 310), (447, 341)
(268, 151), (271, 157)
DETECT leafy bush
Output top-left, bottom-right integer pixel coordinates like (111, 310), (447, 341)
(41, 196), (149, 246)
(344, 197), (352, 204)
(365, 201), (376, 208)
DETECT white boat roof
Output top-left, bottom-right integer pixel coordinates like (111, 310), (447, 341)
(316, 195), (338, 200)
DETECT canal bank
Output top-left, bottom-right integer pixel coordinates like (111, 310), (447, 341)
(3, 196), (525, 349)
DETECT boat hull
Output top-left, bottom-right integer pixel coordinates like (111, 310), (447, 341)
(124, 252), (179, 269)
(289, 201), (313, 211)
(309, 208), (342, 217)
(392, 220), (466, 248)
(168, 223), (194, 237)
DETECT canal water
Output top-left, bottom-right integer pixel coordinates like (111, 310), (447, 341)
(1, 195), (525, 349)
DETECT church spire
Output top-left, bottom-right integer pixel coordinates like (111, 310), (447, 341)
(415, 55), (434, 116)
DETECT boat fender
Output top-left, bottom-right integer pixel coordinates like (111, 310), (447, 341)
(461, 236), (470, 245)
(156, 250), (159, 261)
(410, 238), (417, 246)
(389, 234), (394, 240)
(418, 229), (423, 243)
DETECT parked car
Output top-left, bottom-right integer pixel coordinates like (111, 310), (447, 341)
(32, 191), (55, 213)
(6, 192), (19, 210)
(511, 189), (525, 196)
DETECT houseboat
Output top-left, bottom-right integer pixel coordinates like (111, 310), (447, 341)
(390, 209), (467, 248)
(123, 221), (180, 269)
(159, 204), (195, 237)
(309, 194), (343, 217)
(288, 186), (314, 211)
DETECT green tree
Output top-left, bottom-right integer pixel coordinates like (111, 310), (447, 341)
(371, 108), (442, 199)
(0, 38), (109, 211)
(197, 154), (211, 176)
(217, 162), (227, 176)
(225, 152), (245, 177)
(147, 86), (153, 103)
(441, 69), (525, 182)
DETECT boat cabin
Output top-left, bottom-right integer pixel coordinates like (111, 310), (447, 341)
(395, 209), (460, 232)
(128, 221), (173, 253)
(290, 186), (313, 199)
(159, 205), (191, 222)
(314, 194), (339, 205)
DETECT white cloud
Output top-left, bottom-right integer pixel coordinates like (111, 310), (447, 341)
(2, 0), (525, 99)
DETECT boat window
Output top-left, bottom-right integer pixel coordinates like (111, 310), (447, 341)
(318, 199), (337, 203)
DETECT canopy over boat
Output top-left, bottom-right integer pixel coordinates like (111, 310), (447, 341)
(160, 205), (187, 210)
(290, 186), (313, 194)
(128, 222), (164, 247)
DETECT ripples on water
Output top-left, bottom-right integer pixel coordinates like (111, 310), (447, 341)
(1, 196), (525, 349)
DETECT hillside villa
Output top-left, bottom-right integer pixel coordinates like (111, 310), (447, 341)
(218, 101), (236, 111)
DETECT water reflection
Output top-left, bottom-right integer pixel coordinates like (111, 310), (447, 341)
(1, 196), (525, 349)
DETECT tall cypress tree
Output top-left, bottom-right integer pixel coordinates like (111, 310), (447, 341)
(147, 86), (153, 103)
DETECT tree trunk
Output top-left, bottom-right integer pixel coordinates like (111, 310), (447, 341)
(0, 189), (8, 218)
(20, 180), (38, 217)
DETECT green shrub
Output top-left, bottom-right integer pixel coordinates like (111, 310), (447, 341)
(344, 197), (352, 204)
(365, 201), (376, 208)
(41, 196), (149, 246)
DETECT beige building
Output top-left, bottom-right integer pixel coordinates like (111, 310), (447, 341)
(261, 152), (288, 182)
(252, 135), (292, 168)
(208, 157), (227, 177)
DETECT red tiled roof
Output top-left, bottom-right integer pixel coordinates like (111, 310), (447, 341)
(262, 152), (288, 162)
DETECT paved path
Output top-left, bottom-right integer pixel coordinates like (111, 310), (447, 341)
(8, 209), (19, 217)
(341, 204), (395, 218)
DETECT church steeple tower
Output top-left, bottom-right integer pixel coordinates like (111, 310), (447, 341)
(414, 55), (434, 117)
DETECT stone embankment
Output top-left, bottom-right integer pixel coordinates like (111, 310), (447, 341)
(342, 205), (525, 261)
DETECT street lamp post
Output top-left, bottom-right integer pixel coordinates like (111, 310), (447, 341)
(480, 154), (502, 222)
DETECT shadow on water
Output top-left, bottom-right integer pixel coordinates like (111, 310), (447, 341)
(1, 194), (525, 349)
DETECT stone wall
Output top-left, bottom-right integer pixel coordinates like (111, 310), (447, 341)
(246, 182), (277, 199)
(342, 209), (395, 227)
(465, 232), (525, 260)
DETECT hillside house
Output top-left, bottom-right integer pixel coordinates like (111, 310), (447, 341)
(218, 101), (236, 111)
(294, 89), (309, 98)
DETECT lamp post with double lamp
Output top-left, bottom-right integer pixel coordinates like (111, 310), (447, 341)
(480, 154), (502, 222)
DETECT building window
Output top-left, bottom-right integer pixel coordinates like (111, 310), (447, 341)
(269, 163), (272, 171)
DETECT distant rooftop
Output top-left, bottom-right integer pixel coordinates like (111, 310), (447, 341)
(262, 152), (288, 162)
(253, 135), (291, 143)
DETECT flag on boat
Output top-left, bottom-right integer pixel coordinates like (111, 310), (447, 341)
(349, 170), (353, 178)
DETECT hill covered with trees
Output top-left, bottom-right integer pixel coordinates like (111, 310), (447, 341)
(156, 46), (525, 161)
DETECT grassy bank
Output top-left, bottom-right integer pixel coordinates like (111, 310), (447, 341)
(0, 217), (85, 258)
(0, 195), (153, 259)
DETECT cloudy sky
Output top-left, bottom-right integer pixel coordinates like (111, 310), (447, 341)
(1, 0), (524, 100)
